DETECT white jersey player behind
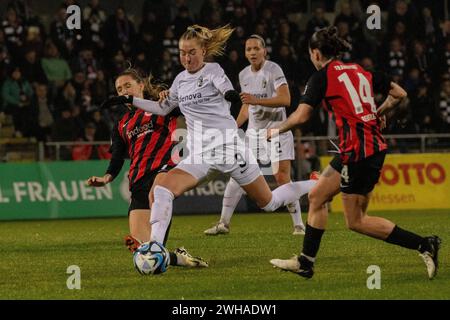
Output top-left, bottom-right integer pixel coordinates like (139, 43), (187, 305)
(204, 35), (318, 236)
(102, 25), (315, 257)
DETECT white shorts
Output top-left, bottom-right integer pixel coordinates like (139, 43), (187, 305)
(175, 141), (261, 186)
(246, 130), (295, 164)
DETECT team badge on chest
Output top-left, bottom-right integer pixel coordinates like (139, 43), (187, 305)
(261, 78), (267, 89)
(197, 76), (204, 87)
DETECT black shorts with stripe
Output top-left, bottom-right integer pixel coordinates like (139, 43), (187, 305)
(329, 152), (386, 195)
(128, 165), (174, 214)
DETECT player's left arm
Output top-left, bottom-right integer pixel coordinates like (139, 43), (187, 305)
(211, 64), (243, 110)
(377, 82), (408, 116)
(240, 84), (291, 107)
(268, 70), (325, 140)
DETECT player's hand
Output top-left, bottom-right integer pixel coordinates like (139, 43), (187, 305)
(86, 174), (112, 187)
(379, 115), (387, 131)
(158, 90), (170, 102)
(266, 128), (280, 141)
(240, 92), (258, 105)
(101, 95), (133, 109)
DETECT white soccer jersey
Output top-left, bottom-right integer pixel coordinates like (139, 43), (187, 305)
(165, 62), (238, 153)
(239, 60), (288, 130)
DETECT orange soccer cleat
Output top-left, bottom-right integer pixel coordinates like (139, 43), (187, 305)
(124, 235), (142, 253)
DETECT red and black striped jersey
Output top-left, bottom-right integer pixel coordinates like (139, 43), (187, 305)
(300, 60), (388, 163)
(107, 108), (177, 190)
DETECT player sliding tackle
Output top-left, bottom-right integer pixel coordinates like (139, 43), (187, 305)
(90, 67), (208, 268)
(102, 25), (317, 269)
(268, 26), (441, 279)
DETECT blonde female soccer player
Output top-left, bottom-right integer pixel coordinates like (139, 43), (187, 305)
(102, 25), (312, 253)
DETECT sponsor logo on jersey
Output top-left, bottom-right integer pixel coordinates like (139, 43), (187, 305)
(361, 113), (377, 122)
(180, 92), (202, 102)
(126, 122), (154, 139)
(253, 93), (268, 99)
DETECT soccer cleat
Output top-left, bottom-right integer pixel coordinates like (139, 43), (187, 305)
(293, 225), (306, 235)
(419, 235), (441, 279)
(204, 222), (230, 235)
(124, 235), (142, 253)
(270, 255), (314, 279)
(310, 171), (320, 180)
(270, 255), (300, 271)
(174, 247), (209, 268)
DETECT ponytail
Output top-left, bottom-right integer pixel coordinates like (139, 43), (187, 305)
(181, 24), (234, 57)
(309, 26), (352, 59)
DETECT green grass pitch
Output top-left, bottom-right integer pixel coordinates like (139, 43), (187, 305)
(0, 210), (448, 300)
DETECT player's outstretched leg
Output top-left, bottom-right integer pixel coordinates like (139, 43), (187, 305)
(287, 172), (320, 235)
(343, 193), (442, 280)
(384, 226), (441, 279)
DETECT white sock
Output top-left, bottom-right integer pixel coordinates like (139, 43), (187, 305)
(286, 200), (304, 227)
(262, 182), (301, 212)
(298, 179), (317, 195)
(220, 178), (244, 225)
(150, 186), (174, 244)
(262, 179), (318, 212)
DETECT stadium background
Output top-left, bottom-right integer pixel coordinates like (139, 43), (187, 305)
(1, 0), (449, 219)
(0, 0), (449, 301)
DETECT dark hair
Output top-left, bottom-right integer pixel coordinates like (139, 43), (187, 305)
(309, 26), (351, 59)
(117, 64), (166, 100)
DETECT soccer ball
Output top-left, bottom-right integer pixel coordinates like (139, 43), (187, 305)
(133, 241), (170, 275)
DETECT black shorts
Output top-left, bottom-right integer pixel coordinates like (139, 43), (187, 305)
(128, 166), (173, 214)
(329, 154), (343, 173)
(339, 151), (386, 195)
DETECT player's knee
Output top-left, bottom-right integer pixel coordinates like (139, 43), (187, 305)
(262, 199), (276, 212)
(346, 219), (363, 233)
(308, 189), (326, 210)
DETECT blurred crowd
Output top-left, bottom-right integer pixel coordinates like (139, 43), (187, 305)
(1, 0), (450, 153)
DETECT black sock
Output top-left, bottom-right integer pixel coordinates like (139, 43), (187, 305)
(301, 224), (325, 261)
(385, 225), (424, 250)
(169, 252), (177, 266)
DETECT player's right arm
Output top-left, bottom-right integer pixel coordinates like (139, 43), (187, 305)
(102, 78), (180, 116)
(267, 104), (313, 140)
(268, 70), (326, 140)
(235, 70), (248, 128)
(86, 124), (126, 187)
(236, 103), (249, 127)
